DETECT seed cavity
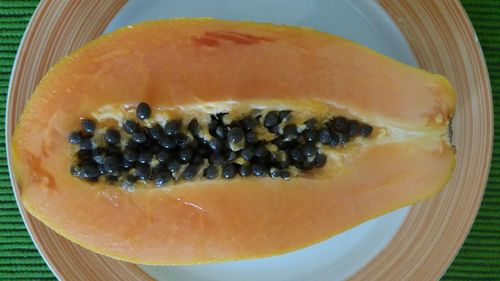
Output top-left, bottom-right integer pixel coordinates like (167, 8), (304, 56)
(69, 102), (373, 189)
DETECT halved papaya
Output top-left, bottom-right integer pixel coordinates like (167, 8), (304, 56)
(12, 18), (456, 265)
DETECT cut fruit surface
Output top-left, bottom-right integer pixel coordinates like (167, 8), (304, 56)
(12, 18), (456, 265)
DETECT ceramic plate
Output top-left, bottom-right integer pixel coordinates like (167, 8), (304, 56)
(6, 0), (492, 280)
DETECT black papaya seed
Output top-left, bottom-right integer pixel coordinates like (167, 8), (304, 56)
(136, 102), (152, 120)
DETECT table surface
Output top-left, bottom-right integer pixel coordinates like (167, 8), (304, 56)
(0, 1), (499, 280)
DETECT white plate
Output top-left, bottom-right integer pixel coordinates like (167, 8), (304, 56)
(9, 0), (491, 280)
(104, 1), (415, 280)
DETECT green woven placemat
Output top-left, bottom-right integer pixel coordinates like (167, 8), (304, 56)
(0, 1), (498, 280)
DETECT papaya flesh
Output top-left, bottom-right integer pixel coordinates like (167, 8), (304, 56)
(12, 19), (456, 265)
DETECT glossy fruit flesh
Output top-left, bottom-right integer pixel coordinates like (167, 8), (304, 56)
(12, 19), (456, 265)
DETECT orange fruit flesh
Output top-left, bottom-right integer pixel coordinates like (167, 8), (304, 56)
(12, 19), (455, 265)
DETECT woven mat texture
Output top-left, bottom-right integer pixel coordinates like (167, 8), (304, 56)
(0, 1), (498, 280)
